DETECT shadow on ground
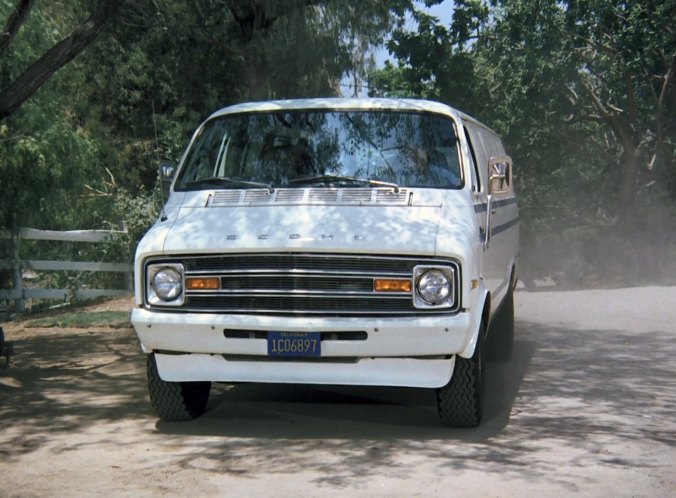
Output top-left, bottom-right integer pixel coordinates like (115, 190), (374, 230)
(148, 321), (675, 488)
(0, 327), (150, 458)
(156, 337), (533, 441)
(1, 317), (675, 490)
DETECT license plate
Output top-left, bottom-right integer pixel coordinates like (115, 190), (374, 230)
(268, 331), (321, 357)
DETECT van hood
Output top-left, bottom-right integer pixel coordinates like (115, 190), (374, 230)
(161, 204), (442, 255)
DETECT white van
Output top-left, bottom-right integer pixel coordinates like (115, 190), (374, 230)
(131, 98), (519, 427)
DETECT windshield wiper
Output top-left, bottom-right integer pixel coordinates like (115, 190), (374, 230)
(288, 175), (400, 192)
(184, 176), (274, 193)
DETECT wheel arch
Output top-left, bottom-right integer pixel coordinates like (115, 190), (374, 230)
(458, 287), (490, 359)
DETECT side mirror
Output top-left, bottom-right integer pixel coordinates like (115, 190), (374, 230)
(159, 161), (177, 199)
(488, 156), (512, 194)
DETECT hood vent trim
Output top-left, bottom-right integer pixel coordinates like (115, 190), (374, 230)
(208, 188), (410, 207)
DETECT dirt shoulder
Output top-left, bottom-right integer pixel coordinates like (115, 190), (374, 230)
(1, 288), (675, 497)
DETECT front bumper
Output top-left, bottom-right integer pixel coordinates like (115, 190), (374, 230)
(132, 309), (475, 388)
(154, 353), (456, 388)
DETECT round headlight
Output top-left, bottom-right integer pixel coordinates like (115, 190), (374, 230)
(152, 267), (183, 301)
(417, 269), (451, 305)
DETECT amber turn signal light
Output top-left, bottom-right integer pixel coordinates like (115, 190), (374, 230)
(374, 279), (412, 293)
(185, 277), (220, 290)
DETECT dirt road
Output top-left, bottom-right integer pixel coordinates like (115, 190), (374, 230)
(1, 287), (675, 497)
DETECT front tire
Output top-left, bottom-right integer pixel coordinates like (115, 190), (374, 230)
(436, 321), (486, 427)
(147, 353), (211, 421)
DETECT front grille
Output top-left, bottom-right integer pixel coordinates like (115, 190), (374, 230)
(218, 275), (374, 292)
(186, 295), (415, 312)
(183, 254), (417, 273)
(146, 253), (460, 316)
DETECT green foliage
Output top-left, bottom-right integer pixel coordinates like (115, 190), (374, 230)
(370, 4), (482, 112)
(26, 310), (131, 328)
(0, 0), (126, 233)
(2, 0), (409, 228)
(0, 98), (100, 229)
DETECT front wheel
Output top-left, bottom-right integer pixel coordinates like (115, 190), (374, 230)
(146, 353), (212, 421)
(436, 321), (486, 427)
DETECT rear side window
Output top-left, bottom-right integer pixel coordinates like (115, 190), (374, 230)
(464, 126), (481, 192)
(464, 123), (509, 195)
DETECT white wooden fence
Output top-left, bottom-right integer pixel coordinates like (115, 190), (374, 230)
(0, 226), (133, 314)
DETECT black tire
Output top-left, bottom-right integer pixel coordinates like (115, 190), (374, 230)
(487, 286), (515, 361)
(436, 321), (486, 427)
(146, 353), (211, 421)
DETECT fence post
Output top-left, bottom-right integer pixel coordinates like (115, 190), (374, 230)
(121, 221), (134, 292)
(11, 228), (25, 313)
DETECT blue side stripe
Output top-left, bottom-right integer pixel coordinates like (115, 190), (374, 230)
(491, 217), (520, 236)
(474, 197), (517, 213)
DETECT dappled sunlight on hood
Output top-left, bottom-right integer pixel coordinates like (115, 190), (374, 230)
(162, 203), (442, 255)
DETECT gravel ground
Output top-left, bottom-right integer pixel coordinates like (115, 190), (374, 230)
(0, 287), (675, 497)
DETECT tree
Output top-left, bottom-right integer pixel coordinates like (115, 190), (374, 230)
(74, 0), (413, 194)
(112, 0), (409, 102)
(369, 0), (676, 284)
(0, 0), (120, 121)
(561, 0), (676, 214)
(1, 2), (97, 227)
(369, 1), (488, 114)
(371, 0), (676, 214)
(1, 0), (414, 232)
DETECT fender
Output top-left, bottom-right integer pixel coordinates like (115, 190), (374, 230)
(489, 256), (519, 317)
(458, 284), (490, 358)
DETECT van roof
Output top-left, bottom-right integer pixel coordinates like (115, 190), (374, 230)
(210, 97), (476, 121)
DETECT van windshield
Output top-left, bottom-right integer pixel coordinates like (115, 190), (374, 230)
(175, 110), (462, 190)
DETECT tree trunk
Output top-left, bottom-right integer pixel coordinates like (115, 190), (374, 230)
(615, 142), (640, 217)
(246, 52), (270, 100)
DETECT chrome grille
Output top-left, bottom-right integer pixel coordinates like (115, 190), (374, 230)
(218, 275), (373, 293)
(183, 254), (418, 273)
(146, 253), (460, 316)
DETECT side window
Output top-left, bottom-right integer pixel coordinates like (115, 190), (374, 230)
(463, 126), (481, 192)
(465, 125), (491, 192)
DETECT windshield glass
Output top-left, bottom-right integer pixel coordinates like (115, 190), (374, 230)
(175, 110), (463, 190)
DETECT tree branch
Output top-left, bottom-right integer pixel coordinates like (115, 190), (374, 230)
(623, 71), (638, 124)
(225, 0), (323, 41)
(0, 0), (120, 121)
(0, 0), (35, 58)
(579, 76), (634, 151)
(650, 52), (675, 171)
(658, 52), (676, 106)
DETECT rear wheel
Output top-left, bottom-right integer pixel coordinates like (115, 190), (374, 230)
(146, 353), (211, 421)
(436, 321), (486, 427)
